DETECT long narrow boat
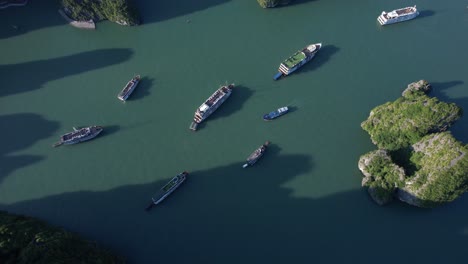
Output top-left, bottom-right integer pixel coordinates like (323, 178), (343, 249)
(52, 126), (103, 147)
(189, 83), (234, 131)
(274, 43), (322, 80)
(145, 171), (188, 211)
(377, 6), (419, 25)
(242, 141), (270, 168)
(117, 75), (140, 101)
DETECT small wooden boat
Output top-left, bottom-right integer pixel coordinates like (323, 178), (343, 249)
(242, 141), (270, 168)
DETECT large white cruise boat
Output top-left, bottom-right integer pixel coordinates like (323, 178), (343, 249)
(377, 6), (419, 25)
(189, 83), (234, 131)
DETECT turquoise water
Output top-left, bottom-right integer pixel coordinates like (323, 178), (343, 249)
(1, 0), (468, 263)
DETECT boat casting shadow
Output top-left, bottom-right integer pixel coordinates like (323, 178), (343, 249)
(127, 76), (154, 101)
(429, 80), (468, 144)
(4, 150), (468, 263)
(294, 44), (339, 75)
(0, 113), (59, 183)
(0, 49), (133, 98)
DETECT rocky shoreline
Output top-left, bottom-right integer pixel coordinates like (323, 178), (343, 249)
(58, 9), (96, 29)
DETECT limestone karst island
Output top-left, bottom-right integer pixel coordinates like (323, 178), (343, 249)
(359, 80), (468, 207)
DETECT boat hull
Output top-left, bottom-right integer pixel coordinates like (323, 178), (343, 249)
(377, 6), (419, 25)
(117, 75), (140, 101)
(146, 172), (188, 211)
(61, 126), (103, 145)
(190, 84), (234, 131)
(242, 142), (269, 168)
(263, 107), (289, 121)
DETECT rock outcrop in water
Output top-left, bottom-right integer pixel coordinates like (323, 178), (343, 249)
(359, 80), (468, 207)
(61, 0), (140, 26)
(257, 0), (292, 8)
(0, 211), (124, 263)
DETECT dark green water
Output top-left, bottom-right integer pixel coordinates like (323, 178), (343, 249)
(1, 0), (468, 263)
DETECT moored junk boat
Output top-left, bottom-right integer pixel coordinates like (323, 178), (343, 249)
(377, 6), (419, 25)
(117, 75), (140, 101)
(52, 126), (103, 147)
(242, 141), (270, 168)
(189, 83), (235, 131)
(145, 171), (188, 211)
(274, 43), (322, 80)
(263, 106), (289, 121)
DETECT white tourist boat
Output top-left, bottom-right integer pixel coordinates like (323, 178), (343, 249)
(117, 75), (140, 101)
(189, 83), (234, 131)
(377, 6), (419, 25)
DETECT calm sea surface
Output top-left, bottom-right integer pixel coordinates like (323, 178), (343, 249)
(1, 0), (468, 263)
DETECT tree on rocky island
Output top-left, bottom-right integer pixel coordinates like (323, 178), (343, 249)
(359, 80), (468, 208)
(0, 211), (124, 263)
(257, 0), (292, 8)
(61, 0), (140, 26)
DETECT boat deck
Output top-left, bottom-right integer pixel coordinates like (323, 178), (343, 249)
(283, 51), (306, 69)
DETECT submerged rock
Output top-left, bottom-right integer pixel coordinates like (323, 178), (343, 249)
(257, 0), (292, 8)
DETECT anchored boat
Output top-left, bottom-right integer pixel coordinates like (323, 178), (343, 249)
(377, 6), (419, 25)
(145, 171), (188, 211)
(117, 75), (141, 101)
(242, 141), (270, 168)
(189, 83), (234, 131)
(263, 106), (289, 121)
(52, 126), (103, 147)
(274, 43), (322, 80)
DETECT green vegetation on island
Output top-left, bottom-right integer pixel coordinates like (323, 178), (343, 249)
(257, 0), (292, 8)
(359, 80), (468, 207)
(61, 0), (139, 26)
(0, 211), (124, 264)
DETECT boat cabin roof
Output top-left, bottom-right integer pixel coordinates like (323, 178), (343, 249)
(199, 103), (209, 112)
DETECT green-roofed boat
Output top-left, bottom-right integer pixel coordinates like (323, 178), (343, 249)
(274, 43), (322, 80)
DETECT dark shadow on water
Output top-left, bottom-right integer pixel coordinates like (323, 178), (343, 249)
(295, 45), (339, 75)
(0, 113), (59, 182)
(286, 105), (298, 113)
(279, 0), (318, 7)
(101, 125), (121, 137)
(0, 48), (133, 98)
(196, 85), (254, 131)
(3, 149), (468, 263)
(0, 0), (63, 39)
(417, 10), (436, 19)
(430, 80), (468, 143)
(128, 76), (154, 101)
(134, 0), (231, 24)
(209, 85), (253, 121)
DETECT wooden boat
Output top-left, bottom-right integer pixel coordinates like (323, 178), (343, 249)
(242, 141), (270, 168)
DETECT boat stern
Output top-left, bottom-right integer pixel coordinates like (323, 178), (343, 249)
(273, 72), (283, 80)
